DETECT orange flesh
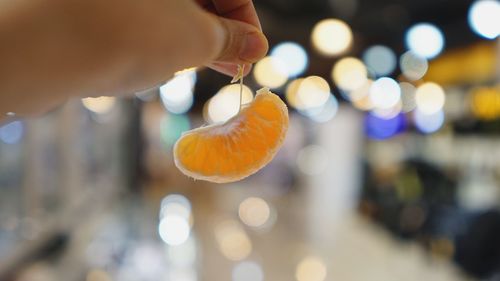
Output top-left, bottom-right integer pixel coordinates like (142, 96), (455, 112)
(174, 88), (289, 183)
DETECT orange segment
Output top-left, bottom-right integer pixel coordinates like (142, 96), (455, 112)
(174, 88), (289, 183)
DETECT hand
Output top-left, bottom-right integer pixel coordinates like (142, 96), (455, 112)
(0, 0), (268, 118)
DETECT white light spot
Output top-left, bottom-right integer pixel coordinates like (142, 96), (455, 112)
(415, 82), (446, 114)
(271, 42), (309, 77)
(468, 0), (500, 39)
(400, 51), (429, 81)
(158, 215), (190, 246)
(369, 77), (401, 109)
(405, 23), (445, 59)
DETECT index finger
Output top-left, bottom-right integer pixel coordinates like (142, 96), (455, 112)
(199, 0), (262, 30)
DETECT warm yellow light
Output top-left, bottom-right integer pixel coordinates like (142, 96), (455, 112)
(349, 80), (375, 111)
(312, 19), (353, 56)
(332, 57), (367, 91)
(415, 82), (446, 114)
(254, 56), (288, 88)
(215, 220), (252, 261)
(238, 197), (271, 228)
(470, 87), (500, 120)
(296, 76), (331, 110)
(296, 256), (327, 281)
(206, 84), (254, 123)
(285, 78), (305, 109)
(82, 96), (116, 115)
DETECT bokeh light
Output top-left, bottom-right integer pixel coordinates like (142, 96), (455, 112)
(158, 215), (191, 246)
(414, 109), (445, 134)
(206, 84), (254, 123)
(468, 0), (500, 39)
(232, 261), (264, 281)
(311, 19), (353, 56)
(160, 194), (192, 221)
(159, 194), (192, 246)
(365, 112), (406, 140)
(372, 100), (402, 120)
(369, 77), (401, 109)
(160, 114), (190, 147)
(0, 121), (24, 145)
(271, 42), (309, 77)
(285, 78), (305, 109)
(405, 23), (445, 59)
(82, 96), (116, 115)
(238, 197), (271, 228)
(159, 69), (196, 114)
(332, 57), (368, 92)
(306, 95), (339, 123)
(296, 76), (331, 111)
(399, 82), (417, 113)
(215, 220), (252, 261)
(400, 51), (429, 81)
(296, 145), (329, 175)
(415, 82), (446, 114)
(346, 79), (375, 111)
(254, 56), (289, 88)
(295, 256), (327, 281)
(470, 87), (500, 120)
(362, 45), (397, 77)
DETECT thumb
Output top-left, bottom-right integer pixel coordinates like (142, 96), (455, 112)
(213, 17), (269, 64)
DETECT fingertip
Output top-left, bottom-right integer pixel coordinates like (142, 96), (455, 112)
(239, 32), (268, 63)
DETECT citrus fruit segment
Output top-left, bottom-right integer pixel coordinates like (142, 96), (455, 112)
(174, 88), (289, 183)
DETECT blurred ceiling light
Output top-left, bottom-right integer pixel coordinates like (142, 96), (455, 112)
(365, 112), (406, 140)
(215, 220), (252, 261)
(0, 121), (24, 145)
(207, 84), (253, 123)
(369, 77), (401, 109)
(271, 42), (309, 77)
(232, 261), (264, 281)
(296, 145), (329, 175)
(468, 0), (500, 39)
(311, 19), (352, 56)
(82, 96), (116, 115)
(254, 56), (289, 88)
(399, 82), (417, 113)
(238, 197), (271, 228)
(414, 109), (445, 134)
(362, 45), (397, 77)
(306, 95), (339, 123)
(160, 194), (192, 220)
(296, 76), (331, 111)
(415, 82), (446, 114)
(332, 57), (368, 91)
(285, 78), (305, 109)
(400, 51), (429, 81)
(295, 256), (327, 281)
(158, 215), (191, 246)
(405, 23), (445, 59)
(159, 70), (196, 114)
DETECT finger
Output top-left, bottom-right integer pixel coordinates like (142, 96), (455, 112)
(211, 0), (262, 30)
(214, 16), (268, 64)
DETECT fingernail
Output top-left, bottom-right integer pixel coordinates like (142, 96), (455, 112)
(240, 32), (267, 62)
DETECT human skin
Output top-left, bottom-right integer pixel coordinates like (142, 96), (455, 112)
(0, 0), (268, 120)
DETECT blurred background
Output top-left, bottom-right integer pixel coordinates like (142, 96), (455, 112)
(1, 0), (499, 280)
